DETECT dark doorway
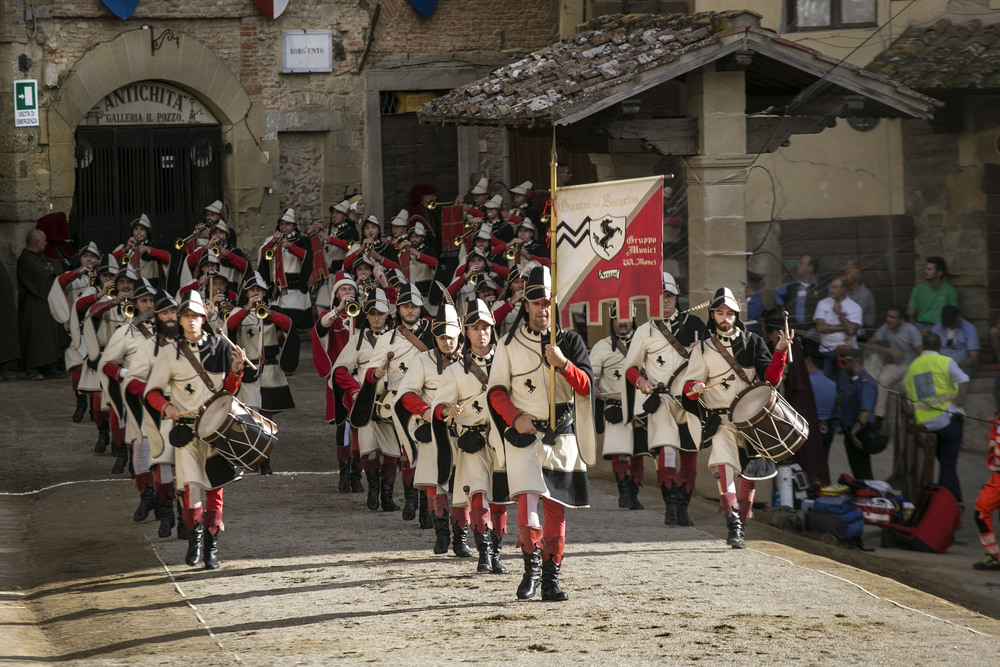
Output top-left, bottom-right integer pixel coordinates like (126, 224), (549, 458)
(72, 125), (223, 251)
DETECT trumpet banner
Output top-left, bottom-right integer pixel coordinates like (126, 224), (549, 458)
(439, 205), (466, 254)
(554, 176), (663, 328)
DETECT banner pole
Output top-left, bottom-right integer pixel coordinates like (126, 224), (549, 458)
(549, 128), (558, 429)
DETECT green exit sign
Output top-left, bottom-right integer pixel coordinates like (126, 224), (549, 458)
(14, 79), (39, 127)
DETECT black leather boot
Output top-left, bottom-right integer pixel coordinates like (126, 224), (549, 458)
(490, 530), (507, 574)
(541, 558), (569, 601)
(626, 477), (644, 510)
(72, 391), (88, 423)
(380, 476), (399, 512)
(185, 522), (204, 566)
(474, 529), (493, 572)
(401, 481), (418, 521)
(259, 458), (273, 475)
(157, 497), (175, 538)
(350, 462), (364, 493)
(94, 423), (109, 453)
(516, 548), (542, 599)
(431, 513), (450, 554)
(133, 486), (157, 522)
(675, 485), (694, 527)
(418, 493), (432, 529)
(203, 529), (220, 570)
(452, 523), (473, 557)
(338, 459), (351, 492)
(616, 477), (629, 508)
(366, 471), (380, 511)
(111, 442), (129, 475)
(726, 511), (746, 549)
(662, 484), (678, 525)
(175, 499), (190, 540)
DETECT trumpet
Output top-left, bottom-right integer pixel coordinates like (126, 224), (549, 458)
(208, 245), (221, 257)
(174, 230), (200, 250)
(107, 287), (118, 299)
(469, 271), (482, 285)
(217, 301), (234, 319)
(122, 300), (136, 318)
(362, 283), (375, 298)
(255, 304), (270, 319)
(120, 253), (132, 266)
(345, 300), (361, 317)
(504, 243), (522, 261)
(426, 200), (440, 210)
(263, 247), (274, 261)
(453, 236), (464, 248)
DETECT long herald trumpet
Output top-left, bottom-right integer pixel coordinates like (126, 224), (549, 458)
(174, 229), (201, 250)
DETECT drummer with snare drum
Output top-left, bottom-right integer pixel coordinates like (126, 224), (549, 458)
(144, 290), (249, 571)
(682, 287), (790, 549)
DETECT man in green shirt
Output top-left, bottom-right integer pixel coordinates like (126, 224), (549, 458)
(907, 256), (957, 332)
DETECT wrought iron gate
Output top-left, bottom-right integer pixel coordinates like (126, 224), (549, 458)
(72, 126), (223, 252)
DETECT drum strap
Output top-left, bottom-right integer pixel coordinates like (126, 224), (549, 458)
(400, 325), (429, 353)
(463, 355), (490, 391)
(178, 341), (218, 393)
(653, 319), (689, 360)
(611, 333), (629, 358)
(710, 336), (753, 386)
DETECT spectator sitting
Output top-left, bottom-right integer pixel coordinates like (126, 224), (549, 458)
(844, 262), (876, 335)
(866, 305), (923, 427)
(814, 275), (863, 377)
(774, 254), (825, 330)
(931, 305), (979, 371)
(907, 256), (958, 332)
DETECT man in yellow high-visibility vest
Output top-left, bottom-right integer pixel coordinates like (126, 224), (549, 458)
(905, 332), (970, 506)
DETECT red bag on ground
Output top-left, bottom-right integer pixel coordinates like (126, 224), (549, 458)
(889, 484), (960, 554)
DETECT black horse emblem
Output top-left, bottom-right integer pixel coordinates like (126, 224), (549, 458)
(472, 400), (484, 414)
(399, 362), (408, 374)
(721, 379), (731, 391)
(612, 370), (622, 380)
(592, 217), (623, 252)
(655, 355), (666, 367)
(524, 379), (537, 394)
(247, 328), (256, 339)
(184, 383), (195, 396)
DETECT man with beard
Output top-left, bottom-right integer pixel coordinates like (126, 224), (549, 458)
(394, 304), (464, 555)
(682, 288), (791, 549)
(144, 291), (248, 569)
(359, 283), (435, 516)
(118, 290), (181, 537)
(592, 304), (647, 511)
(436, 298), (511, 574)
(624, 273), (706, 524)
(487, 266), (596, 602)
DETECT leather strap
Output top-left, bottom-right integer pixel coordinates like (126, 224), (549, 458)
(710, 336), (752, 385)
(178, 339), (218, 393)
(653, 318), (690, 360)
(464, 354), (490, 390)
(611, 333), (629, 358)
(400, 324), (429, 353)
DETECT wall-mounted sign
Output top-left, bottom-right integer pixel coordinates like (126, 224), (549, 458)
(81, 81), (219, 126)
(283, 30), (333, 73)
(14, 79), (39, 127)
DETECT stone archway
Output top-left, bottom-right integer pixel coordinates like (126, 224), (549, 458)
(46, 28), (269, 240)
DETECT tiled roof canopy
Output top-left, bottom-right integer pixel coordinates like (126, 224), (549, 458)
(866, 18), (1000, 90)
(419, 10), (937, 127)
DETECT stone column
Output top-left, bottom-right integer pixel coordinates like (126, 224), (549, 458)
(685, 67), (753, 313)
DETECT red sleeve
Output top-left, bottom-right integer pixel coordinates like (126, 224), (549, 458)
(626, 367), (642, 386)
(111, 247), (125, 260)
(683, 381), (701, 400)
(765, 348), (787, 386)
(343, 253), (356, 271)
(127, 379), (146, 396)
(434, 404), (449, 420)
(287, 243), (307, 260)
(225, 253), (248, 272)
(415, 252), (437, 269)
(379, 256), (401, 270)
(227, 307), (248, 332)
(102, 362), (124, 380)
(454, 263), (466, 278)
(447, 276), (465, 297)
(146, 389), (169, 413)
(491, 239), (505, 255)
(270, 311), (292, 332)
(492, 264), (510, 279)
(223, 371), (241, 394)
(327, 237), (351, 251)
(399, 392), (430, 416)
(146, 247), (170, 264)
(178, 281), (197, 296)
(76, 293), (98, 313)
(58, 270), (77, 289)
(187, 246), (206, 269)
(560, 361), (590, 395)
(365, 367), (378, 383)
(384, 285), (398, 303)
(488, 386), (521, 426)
(493, 301), (513, 322)
(91, 300), (118, 318)
(334, 366), (360, 394)
(533, 256), (551, 267)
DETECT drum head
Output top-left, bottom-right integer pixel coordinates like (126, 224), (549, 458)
(730, 384), (773, 423)
(197, 394), (233, 437)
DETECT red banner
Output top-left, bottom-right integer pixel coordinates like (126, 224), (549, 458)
(554, 176), (663, 328)
(439, 205), (466, 253)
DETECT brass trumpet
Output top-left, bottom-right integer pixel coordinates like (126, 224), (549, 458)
(174, 230), (200, 250)
(426, 200), (440, 210)
(362, 284), (375, 298)
(218, 301), (235, 319)
(120, 254), (132, 266)
(453, 236), (464, 248)
(255, 304), (270, 319)
(345, 300), (361, 317)
(208, 245), (221, 257)
(263, 247), (274, 261)
(107, 287), (118, 298)
(504, 243), (522, 261)
(469, 271), (481, 285)
(122, 300), (136, 318)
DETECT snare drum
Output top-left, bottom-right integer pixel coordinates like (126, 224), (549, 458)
(195, 392), (278, 470)
(729, 383), (808, 462)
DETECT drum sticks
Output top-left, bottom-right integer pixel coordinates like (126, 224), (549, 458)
(215, 328), (259, 371)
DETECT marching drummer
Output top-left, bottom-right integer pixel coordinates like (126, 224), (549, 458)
(681, 287), (790, 549)
(144, 291), (249, 570)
